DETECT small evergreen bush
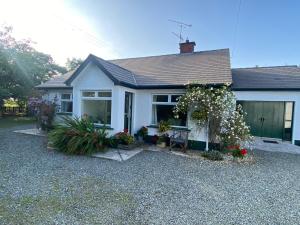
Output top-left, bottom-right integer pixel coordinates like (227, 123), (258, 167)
(201, 150), (224, 161)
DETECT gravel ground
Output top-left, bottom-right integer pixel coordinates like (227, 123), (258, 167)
(1, 125), (300, 225)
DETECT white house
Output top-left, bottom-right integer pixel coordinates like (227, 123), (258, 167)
(37, 40), (300, 149)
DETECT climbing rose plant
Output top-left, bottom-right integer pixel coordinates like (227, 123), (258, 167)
(174, 85), (253, 150)
(219, 104), (252, 147)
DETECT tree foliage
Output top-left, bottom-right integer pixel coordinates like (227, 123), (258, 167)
(0, 26), (67, 106)
(66, 57), (83, 70)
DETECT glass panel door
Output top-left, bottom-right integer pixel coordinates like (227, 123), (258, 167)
(283, 102), (294, 141)
(124, 92), (133, 134)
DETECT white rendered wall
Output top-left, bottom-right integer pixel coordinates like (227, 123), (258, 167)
(234, 91), (300, 144)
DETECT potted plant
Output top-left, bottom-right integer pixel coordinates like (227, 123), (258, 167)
(157, 120), (171, 148)
(137, 126), (148, 141)
(157, 133), (169, 148)
(114, 130), (136, 150)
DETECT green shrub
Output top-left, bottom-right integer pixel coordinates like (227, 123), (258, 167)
(201, 150), (224, 161)
(107, 136), (119, 148)
(49, 117), (108, 155)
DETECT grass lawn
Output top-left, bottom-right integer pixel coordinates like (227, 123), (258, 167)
(0, 116), (36, 128)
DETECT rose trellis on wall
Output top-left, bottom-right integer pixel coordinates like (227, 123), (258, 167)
(174, 85), (253, 151)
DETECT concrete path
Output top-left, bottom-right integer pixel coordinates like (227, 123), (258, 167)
(254, 137), (300, 154)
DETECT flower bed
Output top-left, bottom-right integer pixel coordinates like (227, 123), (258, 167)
(225, 145), (248, 159)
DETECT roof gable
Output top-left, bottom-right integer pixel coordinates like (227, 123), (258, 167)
(66, 54), (120, 85)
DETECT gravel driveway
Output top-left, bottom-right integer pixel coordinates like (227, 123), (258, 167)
(1, 125), (300, 225)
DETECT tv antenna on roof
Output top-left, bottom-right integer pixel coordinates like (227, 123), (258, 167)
(169, 19), (192, 43)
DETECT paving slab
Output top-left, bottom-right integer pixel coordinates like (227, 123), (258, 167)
(13, 128), (46, 137)
(92, 148), (143, 162)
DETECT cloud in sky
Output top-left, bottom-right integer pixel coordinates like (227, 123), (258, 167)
(0, 0), (119, 65)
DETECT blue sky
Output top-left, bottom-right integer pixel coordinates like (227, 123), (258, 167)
(1, 0), (299, 67)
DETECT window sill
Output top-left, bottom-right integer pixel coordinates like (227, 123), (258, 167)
(147, 125), (190, 131)
(56, 112), (72, 115)
(94, 124), (114, 130)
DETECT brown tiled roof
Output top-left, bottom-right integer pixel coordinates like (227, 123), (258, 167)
(37, 49), (232, 89)
(110, 49), (232, 86)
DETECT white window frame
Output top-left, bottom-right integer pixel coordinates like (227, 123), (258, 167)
(60, 93), (73, 113)
(151, 93), (186, 127)
(81, 90), (112, 126)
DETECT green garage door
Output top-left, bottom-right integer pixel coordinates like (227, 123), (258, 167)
(239, 101), (285, 139)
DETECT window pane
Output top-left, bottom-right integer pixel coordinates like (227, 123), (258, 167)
(153, 95), (168, 102)
(61, 101), (72, 113)
(82, 100), (111, 125)
(152, 105), (186, 126)
(285, 121), (292, 129)
(98, 91), (112, 97)
(171, 95), (182, 102)
(285, 102), (293, 121)
(61, 93), (71, 100)
(82, 91), (95, 97)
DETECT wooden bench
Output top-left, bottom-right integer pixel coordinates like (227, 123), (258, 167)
(169, 129), (190, 153)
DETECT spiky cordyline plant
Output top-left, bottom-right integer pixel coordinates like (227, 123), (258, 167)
(49, 116), (108, 155)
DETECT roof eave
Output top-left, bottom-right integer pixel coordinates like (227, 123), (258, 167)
(35, 86), (73, 90)
(232, 87), (300, 91)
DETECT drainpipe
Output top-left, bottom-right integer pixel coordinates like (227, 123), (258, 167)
(205, 119), (209, 151)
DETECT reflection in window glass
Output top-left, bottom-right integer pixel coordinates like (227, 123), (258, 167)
(61, 101), (73, 113)
(82, 100), (111, 125)
(152, 105), (186, 126)
(171, 95), (182, 102)
(153, 95), (168, 102)
(98, 91), (112, 97)
(61, 93), (71, 100)
(82, 91), (95, 97)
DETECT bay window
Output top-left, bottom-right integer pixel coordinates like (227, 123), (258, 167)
(152, 94), (187, 127)
(81, 90), (112, 125)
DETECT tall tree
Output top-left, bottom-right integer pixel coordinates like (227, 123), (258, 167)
(66, 57), (83, 71)
(0, 26), (67, 107)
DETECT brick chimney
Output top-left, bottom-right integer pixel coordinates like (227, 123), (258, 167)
(179, 39), (196, 53)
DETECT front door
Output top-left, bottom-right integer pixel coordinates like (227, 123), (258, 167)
(239, 101), (289, 140)
(124, 92), (133, 134)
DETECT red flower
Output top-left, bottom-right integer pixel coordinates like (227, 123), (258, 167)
(124, 128), (129, 133)
(241, 149), (247, 155)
